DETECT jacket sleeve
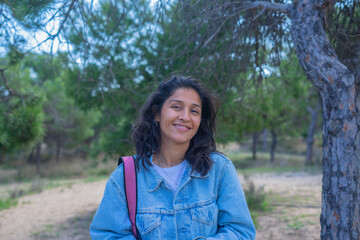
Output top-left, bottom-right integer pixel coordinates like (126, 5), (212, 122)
(207, 160), (256, 240)
(89, 173), (136, 240)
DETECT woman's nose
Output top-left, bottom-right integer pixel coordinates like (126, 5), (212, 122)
(179, 109), (190, 120)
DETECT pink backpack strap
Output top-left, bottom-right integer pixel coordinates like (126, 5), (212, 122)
(122, 156), (137, 239)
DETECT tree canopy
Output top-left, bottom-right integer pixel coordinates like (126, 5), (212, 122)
(0, 1), (359, 237)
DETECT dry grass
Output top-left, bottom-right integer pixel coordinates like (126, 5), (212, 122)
(221, 138), (322, 174)
(0, 155), (117, 211)
(1, 156), (117, 183)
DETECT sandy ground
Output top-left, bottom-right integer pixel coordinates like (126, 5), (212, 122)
(0, 180), (106, 240)
(0, 172), (322, 240)
(249, 172), (322, 240)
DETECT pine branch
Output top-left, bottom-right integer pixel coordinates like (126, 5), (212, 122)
(0, 68), (13, 96)
(241, 1), (290, 14)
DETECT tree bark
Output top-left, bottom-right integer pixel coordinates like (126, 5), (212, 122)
(35, 143), (41, 175)
(56, 139), (61, 163)
(270, 128), (277, 163)
(252, 132), (259, 160)
(27, 147), (35, 164)
(262, 128), (268, 152)
(305, 103), (320, 165)
(290, 1), (360, 239)
(200, 0), (359, 237)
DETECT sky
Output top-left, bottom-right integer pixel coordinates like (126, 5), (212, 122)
(1, 0), (160, 56)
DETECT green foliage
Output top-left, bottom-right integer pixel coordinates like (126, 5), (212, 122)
(0, 52), (102, 162)
(96, 117), (133, 156)
(0, 56), (45, 154)
(6, 46), (25, 66)
(43, 77), (100, 149)
(287, 220), (305, 230)
(138, 2), (318, 147)
(0, 178), (44, 211)
(23, 53), (68, 83)
(227, 53), (317, 142)
(0, 198), (18, 210)
(245, 181), (269, 212)
(2, 0), (54, 22)
(0, 0), (56, 55)
(63, 0), (158, 156)
(0, 0), (321, 163)
(243, 178), (271, 228)
(0, 96), (44, 149)
(327, 2), (360, 70)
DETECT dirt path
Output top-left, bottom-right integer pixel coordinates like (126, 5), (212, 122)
(0, 172), (322, 240)
(0, 180), (107, 240)
(250, 172), (322, 240)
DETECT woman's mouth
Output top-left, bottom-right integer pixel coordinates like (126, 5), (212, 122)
(174, 124), (190, 131)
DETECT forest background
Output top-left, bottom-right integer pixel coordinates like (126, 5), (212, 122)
(0, 0), (359, 239)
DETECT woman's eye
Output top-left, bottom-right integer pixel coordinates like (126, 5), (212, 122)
(191, 109), (199, 115)
(172, 105), (181, 110)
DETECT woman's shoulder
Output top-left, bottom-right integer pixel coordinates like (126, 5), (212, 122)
(210, 151), (231, 165)
(107, 163), (126, 187)
(209, 152), (235, 174)
(109, 156), (146, 184)
(110, 156), (138, 180)
(208, 152), (237, 183)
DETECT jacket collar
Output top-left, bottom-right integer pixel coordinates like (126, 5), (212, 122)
(188, 160), (210, 178)
(144, 155), (164, 192)
(144, 155), (209, 192)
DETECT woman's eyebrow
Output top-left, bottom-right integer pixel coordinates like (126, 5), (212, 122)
(169, 99), (201, 108)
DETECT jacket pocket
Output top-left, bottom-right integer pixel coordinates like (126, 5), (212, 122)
(136, 213), (161, 239)
(190, 202), (218, 237)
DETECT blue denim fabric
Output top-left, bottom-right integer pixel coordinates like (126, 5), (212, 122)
(90, 152), (256, 239)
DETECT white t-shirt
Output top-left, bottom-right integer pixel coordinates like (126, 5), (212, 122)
(153, 160), (187, 193)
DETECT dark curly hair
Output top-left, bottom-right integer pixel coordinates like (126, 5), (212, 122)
(132, 75), (218, 176)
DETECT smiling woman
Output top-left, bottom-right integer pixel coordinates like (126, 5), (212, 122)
(155, 88), (202, 162)
(89, 75), (256, 239)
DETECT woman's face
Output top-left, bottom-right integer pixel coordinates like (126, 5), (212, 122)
(155, 87), (202, 148)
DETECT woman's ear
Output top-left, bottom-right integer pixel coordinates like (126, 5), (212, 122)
(154, 113), (160, 122)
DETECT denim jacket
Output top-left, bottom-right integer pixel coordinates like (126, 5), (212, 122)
(90, 152), (256, 239)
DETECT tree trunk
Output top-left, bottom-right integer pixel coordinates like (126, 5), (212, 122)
(252, 132), (259, 160)
(56, 140), (61, 163)
(35, 143), (41, 175)
(291, 1), (360, 239)
(270, 129), (277, 163)
(262, 128), (268, 152)
(27, 147), (35, 164)
(305, 103), (320, 165)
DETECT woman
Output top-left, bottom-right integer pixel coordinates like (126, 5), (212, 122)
(90, 75), (256, 239)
